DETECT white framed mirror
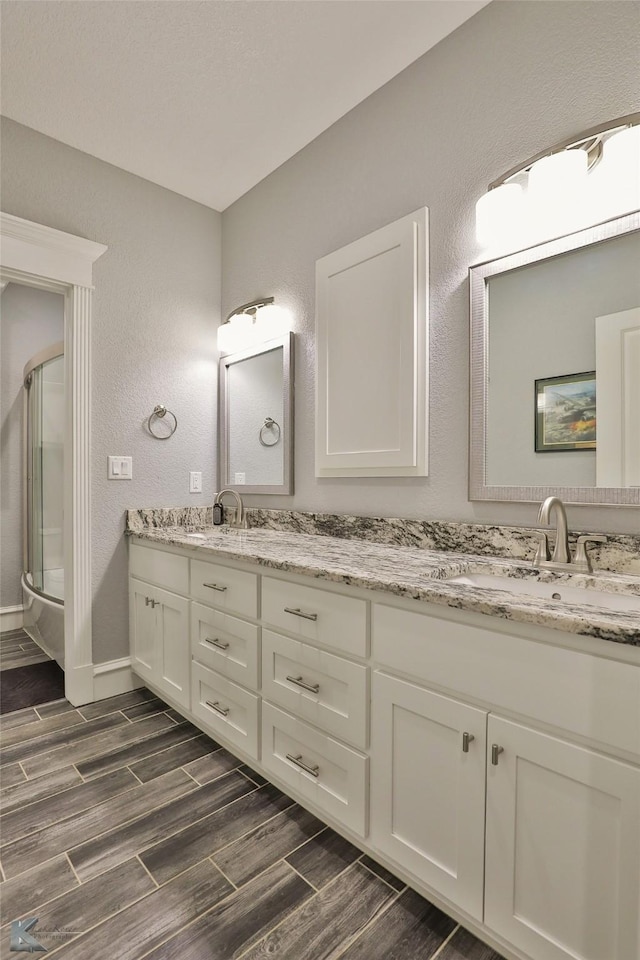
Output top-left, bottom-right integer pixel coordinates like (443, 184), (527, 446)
(469, 211), (640, 505)
(219, 333), (293, 495)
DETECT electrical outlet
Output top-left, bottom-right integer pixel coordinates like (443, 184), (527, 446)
(235, 472), (246, 485)
(189, 471), (202, 493)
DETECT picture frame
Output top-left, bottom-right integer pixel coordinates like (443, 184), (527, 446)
(535, 371), (596, 453)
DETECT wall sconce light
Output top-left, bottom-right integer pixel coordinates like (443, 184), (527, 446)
(217, 297), (292, 355)
(476, 112), (640, 255)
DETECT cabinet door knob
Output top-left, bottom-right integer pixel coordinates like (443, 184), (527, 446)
(203, 582), (227, 593)
(462, 731), (475, 753)
(286, 753), (320, 778)
(284, 607), (318, 622)
(206, 700), (230, 717)
(145, 596), (151, 606)
(286, 674), (320, 694)
(205, 637), (230, 651)
(491, 744), (504, 765)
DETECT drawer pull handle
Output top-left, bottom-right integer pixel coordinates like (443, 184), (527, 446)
(203, 582), (228, 593)
(462, 732), (475, 753)
(205, 637), (230, 651)
(286, 674), (320, 694)
(491, 744), (504, 766)
(284, 607), (318, 622)
(206, 700), (230, 717)
(286, 753), (320, 778)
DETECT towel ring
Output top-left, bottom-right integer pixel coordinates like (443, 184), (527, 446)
(148, 404), (178, 440)
(259, 416), (281, 447)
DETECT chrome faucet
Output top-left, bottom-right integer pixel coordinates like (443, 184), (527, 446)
(537, 496), (570, 565)
(533, 496), (606, 573)
(214, 489), (247, 529)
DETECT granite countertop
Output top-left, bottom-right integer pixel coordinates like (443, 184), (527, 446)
(130, 525), (640, 646)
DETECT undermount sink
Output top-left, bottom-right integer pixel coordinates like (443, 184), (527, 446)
(447, 573), (640, 614)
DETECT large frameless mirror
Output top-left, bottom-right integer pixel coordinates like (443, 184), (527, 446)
(469, 211), (640, 505)
(219, 333), (293, 495)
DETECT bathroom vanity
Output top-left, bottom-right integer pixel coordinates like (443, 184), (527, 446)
(127, 522), (640, 960)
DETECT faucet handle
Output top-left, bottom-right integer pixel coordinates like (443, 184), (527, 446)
(532, 531), (550, 566)
(573, 535), (606, 573)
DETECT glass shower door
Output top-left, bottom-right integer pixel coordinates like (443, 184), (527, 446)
(26, 351), (64, 601)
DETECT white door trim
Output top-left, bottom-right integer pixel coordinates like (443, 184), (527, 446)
(1, 212), (107, 704)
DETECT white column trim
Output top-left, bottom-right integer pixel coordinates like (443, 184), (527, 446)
(0, 212), (107, 287)
(93, 658), (144, 700)
(1, 212), (107, 705)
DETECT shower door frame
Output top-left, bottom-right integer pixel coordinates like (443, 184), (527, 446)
(1, 212), (107, 705)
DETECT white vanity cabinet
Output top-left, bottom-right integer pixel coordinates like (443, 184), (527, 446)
(370, 671), (488, 920)
(370, 602), (640, 960)
(128, 538), (640, 960)
(129, 576), (190, 709)
(484, 716), (640, 960)
(188, 559), (260, 757)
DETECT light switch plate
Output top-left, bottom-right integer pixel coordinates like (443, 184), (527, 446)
(189, 471), (202, 493)
(108, 456), (133, 480)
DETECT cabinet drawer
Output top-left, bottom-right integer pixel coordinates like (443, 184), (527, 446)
(191, 559), (258, 619)
(262, 629), (368, 749)
(261, 577), (367, 658)
(191, 602), (259, 689)
(261, 702), (368, 836)
(191, 661), (259, 759)
(372, 603), (640, 757)
(130, 543), (188, 594)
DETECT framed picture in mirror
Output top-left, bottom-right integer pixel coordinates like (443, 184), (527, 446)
(535, 372), (596, 453)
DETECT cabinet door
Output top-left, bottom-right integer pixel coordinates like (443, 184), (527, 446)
(315, 208), (428, 477)
(485, 716), (640, 960)
(129, 577), (156, 684)
(154, 586), (190, 709)
(370, 672), (487, 920)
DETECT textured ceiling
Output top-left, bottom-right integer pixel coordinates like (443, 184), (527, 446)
(0, 1), (488, 211)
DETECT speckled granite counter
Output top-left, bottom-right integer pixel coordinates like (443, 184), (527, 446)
(127, 521), (640, 646)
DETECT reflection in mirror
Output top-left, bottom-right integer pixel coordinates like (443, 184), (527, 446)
(470, 212), (640, 505)
(219, 333), (293, 495)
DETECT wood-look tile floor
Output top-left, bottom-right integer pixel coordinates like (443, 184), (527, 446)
(0, 629), (51, 671)
(0, 687), (505, 959)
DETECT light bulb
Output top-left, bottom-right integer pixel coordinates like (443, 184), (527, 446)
(596, 125), (640, 221)
(527, 149), (588, 241)
(254, 304), (292, 340)
(475, 182), (524, 252)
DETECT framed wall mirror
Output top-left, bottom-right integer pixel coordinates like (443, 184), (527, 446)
(219, 333), (293, 495)
(469, 211), (640, 505)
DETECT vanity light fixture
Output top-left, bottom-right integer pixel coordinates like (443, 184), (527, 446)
(476, 112), (640, 254)
(217, 297), (292, 355)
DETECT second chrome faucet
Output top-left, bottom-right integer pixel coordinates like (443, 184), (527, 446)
(534, 496), (605, 574)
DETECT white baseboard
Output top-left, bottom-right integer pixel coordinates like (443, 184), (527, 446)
(1, 605), (24, 631)
(93, 657), (144, 701)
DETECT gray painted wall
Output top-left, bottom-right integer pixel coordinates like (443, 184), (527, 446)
(1, 283), (64, 607)
(222, 0), (640, 535)
(1, 117), (222, 662)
